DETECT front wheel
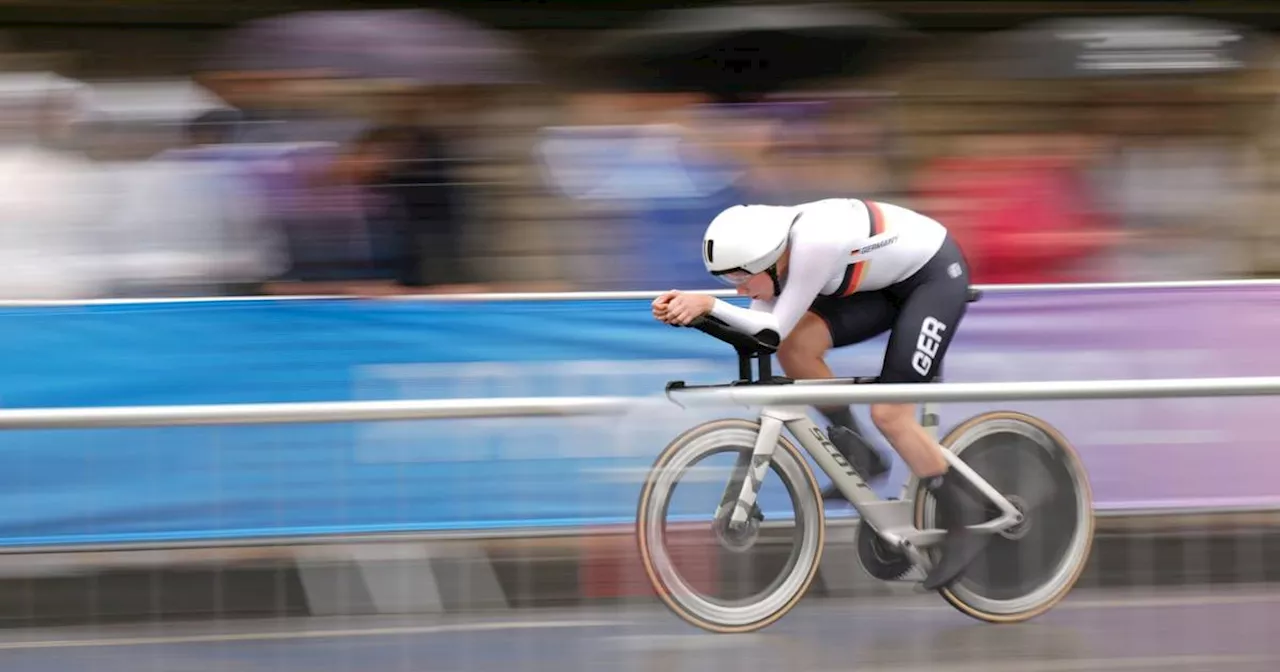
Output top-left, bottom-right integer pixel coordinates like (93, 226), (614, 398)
(636, 418), (826, 633)
(914, 411), (1095, 623)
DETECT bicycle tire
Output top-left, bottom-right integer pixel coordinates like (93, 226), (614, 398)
(913, 410), (1095, 623)
(636, 418), (826, 633)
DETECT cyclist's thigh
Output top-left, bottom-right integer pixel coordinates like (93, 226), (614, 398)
(809, 291), (898, 349)
(880, 277), (970, 384)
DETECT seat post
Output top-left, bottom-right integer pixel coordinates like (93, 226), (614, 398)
(923, 363), (943, 437)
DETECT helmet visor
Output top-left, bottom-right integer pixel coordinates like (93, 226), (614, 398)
(711, 269), (754, 287)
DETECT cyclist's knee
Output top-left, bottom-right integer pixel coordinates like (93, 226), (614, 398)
(777, 314), (830, 373)
(870, 403), (915, 435)
(777, 335), (825, 374)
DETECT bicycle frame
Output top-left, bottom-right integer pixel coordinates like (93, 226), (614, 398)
(720, 394), (1025, 568)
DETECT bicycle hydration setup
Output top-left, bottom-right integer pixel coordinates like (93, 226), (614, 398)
(638, 289), (1095, 633)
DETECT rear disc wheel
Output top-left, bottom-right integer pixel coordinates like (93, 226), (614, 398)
(914, 411), (1095, 622)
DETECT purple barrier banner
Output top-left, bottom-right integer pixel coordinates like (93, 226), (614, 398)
(845, 282), (1280, 511)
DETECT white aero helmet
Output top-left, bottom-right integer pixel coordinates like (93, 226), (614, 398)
(702, 204), (800, 285)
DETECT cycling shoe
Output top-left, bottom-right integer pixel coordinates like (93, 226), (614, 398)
(821, 425), (890, 502)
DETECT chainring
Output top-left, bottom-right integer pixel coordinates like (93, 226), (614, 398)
(855, 518), (915, 581)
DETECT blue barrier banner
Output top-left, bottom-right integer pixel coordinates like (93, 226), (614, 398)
(0, 285), (1277, 547)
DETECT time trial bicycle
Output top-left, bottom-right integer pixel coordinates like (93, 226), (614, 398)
(636, 288), (1095, 633)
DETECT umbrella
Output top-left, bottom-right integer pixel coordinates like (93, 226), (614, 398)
(975, 15), (1269, 80)
(583, 2), (914, 101)
(212, 8), (532, 86)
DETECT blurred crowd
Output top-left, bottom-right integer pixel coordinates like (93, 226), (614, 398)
(1, 5), (1278, 300)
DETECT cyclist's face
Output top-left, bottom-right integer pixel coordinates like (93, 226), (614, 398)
(736, 272), (775, 301)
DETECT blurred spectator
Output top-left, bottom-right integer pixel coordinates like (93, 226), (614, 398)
(0, 72), (107, 301)
(147, 109), (285, 296)
(1090, 102), (1255, 281)
(754, 93), (896, 203)
(632, 98), (765, 290)
(259, 116), (486, 296)
(261, 126), (408, 296)
(76, 81), (281, 298)
(913, 128), (1120, 285)
(373, 120), (484, 293)
(538, 89), (773, 290)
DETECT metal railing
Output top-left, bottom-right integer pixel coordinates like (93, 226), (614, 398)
(668, 376), (1280, 407)
(1, 377), (1279, 430)
(0, 397), (636, 430)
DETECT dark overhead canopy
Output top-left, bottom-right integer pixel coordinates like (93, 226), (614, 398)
(581, 2), (919, 101)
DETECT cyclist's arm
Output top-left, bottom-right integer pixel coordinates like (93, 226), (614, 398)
(707, 223), (847, 340)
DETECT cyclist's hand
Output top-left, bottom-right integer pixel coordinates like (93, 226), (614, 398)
(652, 290), (679, 322)
(664, 292), (714, 326)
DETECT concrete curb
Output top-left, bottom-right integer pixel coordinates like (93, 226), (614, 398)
(0, 511), (1277, 626)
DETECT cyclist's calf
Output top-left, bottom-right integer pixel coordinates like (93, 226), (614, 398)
(869, 403), (914, 435)
(872, 402), (948, 478)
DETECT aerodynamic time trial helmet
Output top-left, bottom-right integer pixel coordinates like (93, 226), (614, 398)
(702, 204), (800, 286)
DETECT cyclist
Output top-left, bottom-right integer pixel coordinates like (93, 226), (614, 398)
(652, 197), (986, 591)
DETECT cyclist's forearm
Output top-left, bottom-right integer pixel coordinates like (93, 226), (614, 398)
(710, 298), (780, 335)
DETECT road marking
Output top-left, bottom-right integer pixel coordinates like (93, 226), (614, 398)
(843, 654), (1280, 672)
(0, 619), (626, 652)
(867, 590), (1280, 612)
(604, 634), (769, 651)
(1058, 592), (1280, 610)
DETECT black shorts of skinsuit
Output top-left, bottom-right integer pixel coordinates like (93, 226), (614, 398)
(808, 234), (971, 384)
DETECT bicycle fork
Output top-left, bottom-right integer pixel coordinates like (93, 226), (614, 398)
(720, 415), (784, 530)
